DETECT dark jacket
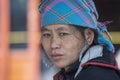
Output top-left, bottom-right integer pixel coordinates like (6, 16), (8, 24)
(54, 49), (120, 80)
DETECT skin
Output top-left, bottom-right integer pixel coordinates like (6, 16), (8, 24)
(41, 24), (94, 71)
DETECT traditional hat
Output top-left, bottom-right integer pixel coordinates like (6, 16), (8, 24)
(39, 0), (114, 52)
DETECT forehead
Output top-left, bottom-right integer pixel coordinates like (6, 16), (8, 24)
(41, 24), (74, 31)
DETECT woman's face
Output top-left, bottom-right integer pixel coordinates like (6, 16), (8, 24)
(41, 24), (85, 70)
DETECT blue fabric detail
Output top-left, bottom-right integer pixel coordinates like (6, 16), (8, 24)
(52, 2), (72, 16)
(98, 38), (114, 52)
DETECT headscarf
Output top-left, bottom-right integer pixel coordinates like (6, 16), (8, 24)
(39, 0), (114, 52)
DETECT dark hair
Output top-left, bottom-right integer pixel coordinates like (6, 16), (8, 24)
(70, 24), (99, 46)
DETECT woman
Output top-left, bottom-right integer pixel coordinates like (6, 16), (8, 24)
(39, 0), (120, 80)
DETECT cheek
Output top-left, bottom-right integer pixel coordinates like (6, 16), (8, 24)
(42, 40), (51, 54)
(62, 36), (84, 51)
(63, 36), (85, 57)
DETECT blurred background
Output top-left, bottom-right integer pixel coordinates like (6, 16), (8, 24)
(0, 0), (120, 80)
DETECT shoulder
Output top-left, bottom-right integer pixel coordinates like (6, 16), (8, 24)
(76, 65), (120, 80)
(75, 46), (120, 80)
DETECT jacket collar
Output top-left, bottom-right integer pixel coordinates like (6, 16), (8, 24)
(82, 47), (118, 70)
(75, 45), (103, 77)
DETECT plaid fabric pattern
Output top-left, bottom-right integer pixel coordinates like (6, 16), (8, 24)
(39, 0), (114, 52)
(39, 0), (98, 29)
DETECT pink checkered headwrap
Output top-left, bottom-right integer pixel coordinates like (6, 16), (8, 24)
(39, 0), (98, 28)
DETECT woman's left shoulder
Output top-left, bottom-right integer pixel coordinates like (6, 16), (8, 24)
(75, 65), (120, 80)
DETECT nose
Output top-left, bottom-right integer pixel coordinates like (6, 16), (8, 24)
(51, 36), (61, 49)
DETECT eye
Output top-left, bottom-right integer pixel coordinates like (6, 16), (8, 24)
(42, 33), (51, 38)
(59, 32), (69, 36)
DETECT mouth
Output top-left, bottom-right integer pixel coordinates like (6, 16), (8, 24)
(51, 54), (63, 61)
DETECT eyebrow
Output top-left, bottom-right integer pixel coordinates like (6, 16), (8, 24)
(41, 28), (50, 32)
(56, 26), (69, 31)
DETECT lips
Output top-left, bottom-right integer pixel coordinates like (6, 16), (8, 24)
(51, 54), (63, 61)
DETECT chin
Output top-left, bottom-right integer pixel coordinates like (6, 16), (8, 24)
(54, 63), (65, 69)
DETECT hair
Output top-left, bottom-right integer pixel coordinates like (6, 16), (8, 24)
(69, 24), (113, 53)
(69, 24), (99, 46)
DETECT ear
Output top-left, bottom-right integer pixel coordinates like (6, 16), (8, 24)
(84, 28), (94, 45)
